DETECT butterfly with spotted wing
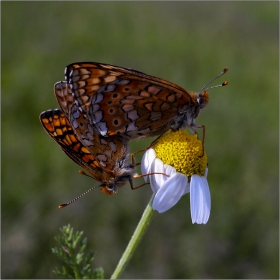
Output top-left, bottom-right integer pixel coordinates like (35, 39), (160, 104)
(40, 109), (135, 200)
(64, 62), (228, 141)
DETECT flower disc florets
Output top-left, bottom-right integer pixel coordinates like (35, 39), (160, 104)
(153, 130), (207, 177)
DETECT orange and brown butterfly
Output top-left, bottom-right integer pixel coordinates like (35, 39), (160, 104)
(39, 108), (137, 207)
(64, 62), (228, 140)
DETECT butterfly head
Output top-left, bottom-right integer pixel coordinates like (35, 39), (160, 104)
(99, 177), (130, 195)
(197, 90), (209, 110)
(100, 182), (119, 195)
(100, 163), (135, 195)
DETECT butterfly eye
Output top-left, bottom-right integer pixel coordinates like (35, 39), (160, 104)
(197, 97), (204, 108)
(197, 91), (209, 109)
(101, 184), (116, 195)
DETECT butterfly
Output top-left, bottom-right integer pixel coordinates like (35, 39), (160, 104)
(40, 108), (138, 207)
(64, 62), (228, 141)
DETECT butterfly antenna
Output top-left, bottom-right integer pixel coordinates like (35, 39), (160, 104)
(199, 67), (228, 94)
(58, 184), (101, 208)
(58, 170), (101, 208)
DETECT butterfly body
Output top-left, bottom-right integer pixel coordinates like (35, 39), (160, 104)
(65, 62), (209, 140)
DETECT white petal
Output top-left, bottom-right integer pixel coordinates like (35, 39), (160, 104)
(163, 163), (176, 178)
(190, 175), (211, 224)
(141, 148), (156, 182)
(150, 161), (176, 190)
(153, 173), (188, 213)
(204, 168), (208, 178)
(150, 158), (165, 192)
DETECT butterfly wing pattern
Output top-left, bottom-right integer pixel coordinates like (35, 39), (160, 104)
(64, 62), (209, 139)
(40, 109), (135, 195)
(54, 81), (130, 172)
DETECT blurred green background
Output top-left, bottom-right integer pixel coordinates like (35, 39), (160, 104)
(2, 2), (279, 279)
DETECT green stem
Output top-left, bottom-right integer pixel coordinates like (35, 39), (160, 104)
(110, 194), (156, 279)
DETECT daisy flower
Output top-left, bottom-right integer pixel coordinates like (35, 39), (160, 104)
(141, 130), (211, 224)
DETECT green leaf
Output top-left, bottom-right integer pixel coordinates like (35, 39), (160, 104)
(52, 224), (104, 279)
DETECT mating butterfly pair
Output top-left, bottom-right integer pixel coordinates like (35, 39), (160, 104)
(40, 62), (228, 206)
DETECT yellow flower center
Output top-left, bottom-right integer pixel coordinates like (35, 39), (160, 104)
(153, 130), (207, 177)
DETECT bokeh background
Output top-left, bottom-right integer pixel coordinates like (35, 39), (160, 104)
(2, 2), (279, 279)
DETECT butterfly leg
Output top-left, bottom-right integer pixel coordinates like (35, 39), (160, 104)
(191, 124), (205, 157)
(129, 178), (149, 190)
(199, 124), (205, 157)
(129, 172), (170, 190)
(196, 124), (205, 146)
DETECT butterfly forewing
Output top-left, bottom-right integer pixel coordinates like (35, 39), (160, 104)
(65, 62), (195, 139)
